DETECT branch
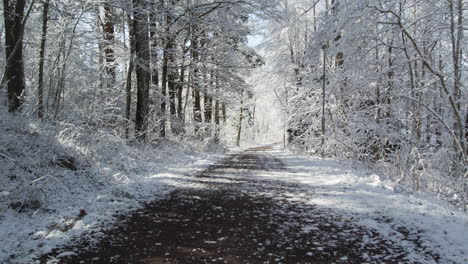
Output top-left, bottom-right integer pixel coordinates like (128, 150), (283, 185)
(398, 95), (466, 161)
(1, 0), (37, 87)
(368, 3), (466, 155)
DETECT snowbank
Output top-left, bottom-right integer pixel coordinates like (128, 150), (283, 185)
(258, 146), (468, 264)
(0, 108), (225, 263)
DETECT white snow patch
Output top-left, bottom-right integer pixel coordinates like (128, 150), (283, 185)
(0, 106), (227, 263)
(253, 145), (468, 264)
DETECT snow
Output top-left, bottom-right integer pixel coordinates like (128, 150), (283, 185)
(253, 145), (468, 264)
(0, 106), (227, 263)
(0, 152), (224, 264)
(1, 100), (467, 264)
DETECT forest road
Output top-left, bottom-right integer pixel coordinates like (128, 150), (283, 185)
(40, 145), (432, 264)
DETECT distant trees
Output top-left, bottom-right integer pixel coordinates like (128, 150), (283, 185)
(1, 0), (264, 144)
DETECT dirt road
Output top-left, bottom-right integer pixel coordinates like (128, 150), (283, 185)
(40, 146), (434, 263)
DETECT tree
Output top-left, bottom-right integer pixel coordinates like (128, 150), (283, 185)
(133, 0), (151, 140)
(37, 0), (50, 119)
(190, 22), (203, 131)
(166, 0), (178, 134)
(102, 0), (116, 88)
(2, 0), (28, 112)
(1, 0), (271, 143)
(125, 10), (136, 138)
(258, 0), (466, 208)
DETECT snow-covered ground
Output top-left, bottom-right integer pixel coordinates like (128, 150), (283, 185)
(0, 107), (228, 263)
(1, 156), (226, 264)
(1, 110), (466, 264)
(253, 146), (468, 264)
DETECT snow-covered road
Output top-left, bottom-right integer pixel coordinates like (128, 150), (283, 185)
(40, 145), (468, 263)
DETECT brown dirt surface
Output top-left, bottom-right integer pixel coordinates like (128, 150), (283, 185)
(39, 146), (436, 264)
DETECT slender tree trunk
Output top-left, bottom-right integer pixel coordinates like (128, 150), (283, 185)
(37, 0), (50, 119)
(465, 113), (468, 152)
(214, 99), (220, 142)
(213, 73), (220, 143)
(435, 54), (444, 147)
(252, 100), (256, 144)
(236, 99), (243, 147)
(161, 44), (168, 137)
(97, 13), (104, 93)
(102, 1), (116, 88)
(149, 2), (160, 138)
(125, 13), (136, 139)
(183, 73), (190, 120)
(204, 69), (215, 124)
(165, 1), (178, 134)
(375, 47), (382, 123)
(321, 47), (326, 152)
(125, 59), (134, 138)
(46, 50), (61, 114)
(177, 62), (185, 120)
(214, 73), (220, 126)
(158, 0), (167, 137)
(191, 25), (202, 131)
(54, 39), (68, 119)
(193, 90), (202, 123)
(449, 0), (465, 153)
(168, 63), (177, 128)
(222, 102), (226, 123)
(204, 94), (212, 124)
(402, 33), (419, 141)
(386, 39), (394, 119)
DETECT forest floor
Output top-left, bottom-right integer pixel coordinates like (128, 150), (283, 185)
(39, 145), (468, 264)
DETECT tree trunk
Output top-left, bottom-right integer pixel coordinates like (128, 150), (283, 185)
(191, 25), (202, 131)
(214, 74), (220, 126)
(222, 102), (226, 123)
(449, 0), (465, 154)
(177, 63), (185, 120)
(133, 0), (151, 140)
(193, 90), (202, 123)
(102, 1), (116, 88)
(214, 99), (220, 142)
(37, 0), (49, 119)
(236, 99), (243, 147)
(125, 13), (136, 139)
(375, 47), (382, 123)
(386, 39), (394, 119)
(213, 73), (220, 143)
(161, 43), (168, 137)
(204, 94), (212, 124)
(204, 69), (215, 124)
(252, 101), (256, 144)
(321, 47), (326, 152)
(166, 4), (178, 134)
(402, 33), (419, 141)
(149, 2), (160, 138)
(3, 0), (27, 112)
